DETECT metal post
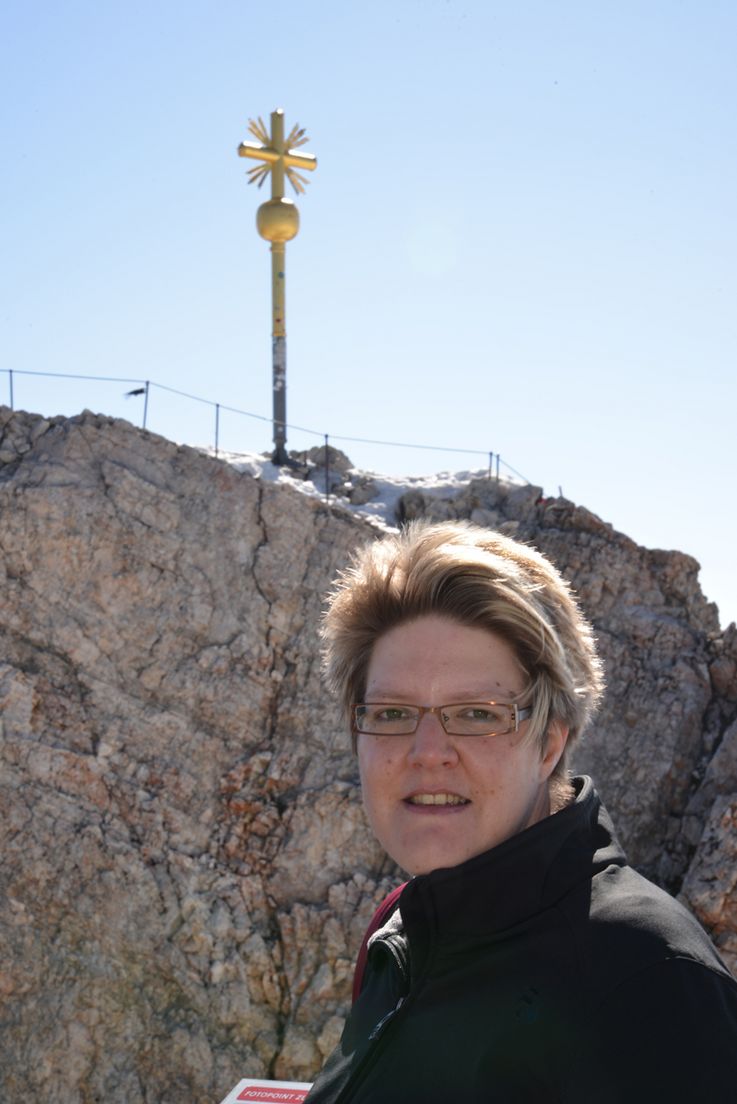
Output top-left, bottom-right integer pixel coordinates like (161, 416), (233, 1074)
(495, 453), (500, 482)
(324, 433), (330, 501)
(9, 369), (13, 410)
(238, 108), (317, 467)
(143, 381), (149, 429)
(272, 241), (288, 464)
(488, 451), (492, 481)
(215, 403), (220, 457)
(272, 334), (287, 462)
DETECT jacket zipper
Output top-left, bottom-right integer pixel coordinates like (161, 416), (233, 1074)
(368, 996), (405, 1041)
(335, 933), (417, 1102)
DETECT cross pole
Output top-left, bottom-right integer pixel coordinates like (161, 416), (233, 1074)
(238, 108), (317, 465)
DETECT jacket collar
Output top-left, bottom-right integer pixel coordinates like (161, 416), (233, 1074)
(399, 776), (625, 948)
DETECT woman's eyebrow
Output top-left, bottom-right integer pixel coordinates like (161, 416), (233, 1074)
(364, 687), (523, 701)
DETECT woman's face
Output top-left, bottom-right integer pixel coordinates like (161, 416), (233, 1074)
(358, 614), (567, 876)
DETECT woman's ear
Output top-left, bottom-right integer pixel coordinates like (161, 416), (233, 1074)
(540, 719), (569, 779)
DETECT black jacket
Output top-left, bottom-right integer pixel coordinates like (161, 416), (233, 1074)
(305, 776), (737, 1103)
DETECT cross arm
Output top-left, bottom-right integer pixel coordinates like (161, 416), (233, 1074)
(237, 143), (317, 174)
(283, 151), (317, 172)
(238, 142), (280, 163)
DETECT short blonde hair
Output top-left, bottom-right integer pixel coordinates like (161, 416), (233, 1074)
(321, 521), (604, 782)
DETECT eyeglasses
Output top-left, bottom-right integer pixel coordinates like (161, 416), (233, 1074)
(352, 701), (533, 738)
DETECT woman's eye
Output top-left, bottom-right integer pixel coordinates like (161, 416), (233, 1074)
(457, 705), (505, 724)
(377, 707), (407, 721)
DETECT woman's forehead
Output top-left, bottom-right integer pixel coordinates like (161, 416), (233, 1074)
(366, 615), (527, 699)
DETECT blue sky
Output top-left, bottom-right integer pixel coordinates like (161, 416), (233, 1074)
(2, 1), (736, 625)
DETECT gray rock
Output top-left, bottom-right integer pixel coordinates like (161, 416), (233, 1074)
(0, 405), (735, 1101)
(347, 478), (378, 506)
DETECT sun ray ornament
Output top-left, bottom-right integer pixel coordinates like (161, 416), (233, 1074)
(237, 109), (317, 464)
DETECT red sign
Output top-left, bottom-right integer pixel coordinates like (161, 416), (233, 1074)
(236, 1089), (309, 1103)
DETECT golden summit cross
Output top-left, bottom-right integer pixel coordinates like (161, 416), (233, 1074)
(239, 111), (317, 199)
(237, 109), (317, 465)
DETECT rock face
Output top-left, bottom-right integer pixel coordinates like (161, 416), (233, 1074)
(0, 406), (735, 1102)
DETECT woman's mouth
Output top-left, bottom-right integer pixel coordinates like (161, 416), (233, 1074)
(405, 793), (470, 806)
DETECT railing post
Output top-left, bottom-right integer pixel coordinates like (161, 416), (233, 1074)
(9, 369), (13, 410)
(215, 403), (220, 457)
(142, 381), (149, 429)
(324, 433), (330, 502)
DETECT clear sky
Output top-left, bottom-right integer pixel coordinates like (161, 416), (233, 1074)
(2, 1), (736, 626)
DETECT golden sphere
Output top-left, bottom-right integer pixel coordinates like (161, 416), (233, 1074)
(256, 198), (300, 243)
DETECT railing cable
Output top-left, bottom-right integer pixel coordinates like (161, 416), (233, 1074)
(1, 367), (533, 484)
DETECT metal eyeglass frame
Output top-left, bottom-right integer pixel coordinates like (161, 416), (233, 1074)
(352, 701), (533, 738)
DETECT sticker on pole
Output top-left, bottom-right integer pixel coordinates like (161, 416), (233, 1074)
(218, 1077), (313, 1104)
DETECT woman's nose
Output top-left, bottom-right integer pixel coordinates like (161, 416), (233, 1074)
(407, 709), (459, 767)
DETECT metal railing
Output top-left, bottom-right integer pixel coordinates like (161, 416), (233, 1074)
(1, 368), (533, 485)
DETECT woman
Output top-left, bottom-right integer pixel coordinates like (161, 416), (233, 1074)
(305, 521), (737, 1103)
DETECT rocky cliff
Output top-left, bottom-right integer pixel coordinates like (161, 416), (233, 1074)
(1, 407), (736, 1103)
